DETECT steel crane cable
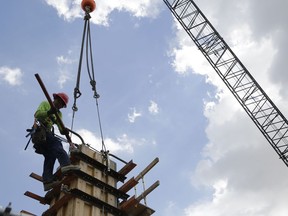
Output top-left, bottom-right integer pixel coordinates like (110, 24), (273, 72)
(85, 16), (107, 153)
(70, 11), (107, 153)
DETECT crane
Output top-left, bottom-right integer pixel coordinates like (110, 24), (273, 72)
(163, 0), (288, 167)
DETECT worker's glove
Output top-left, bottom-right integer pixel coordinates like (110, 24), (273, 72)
(47, 107), (58, 116)
(49, 115), (57, 123)
(69, 143), (79, 152)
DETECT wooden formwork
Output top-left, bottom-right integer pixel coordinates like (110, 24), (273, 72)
(25, 144), (159, 216)
(44, 144), (121, 216)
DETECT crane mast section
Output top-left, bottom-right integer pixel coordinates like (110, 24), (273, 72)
(163, 0), (288, 166)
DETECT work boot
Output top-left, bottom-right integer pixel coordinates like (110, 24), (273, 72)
(43, 180), (61, 191)
(61, 164), (80, 173)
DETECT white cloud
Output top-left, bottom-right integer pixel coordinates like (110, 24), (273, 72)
(184, 189), (272, 216)
(56, 54), (77, 88)
(148, 100), (159, 115)
(212, 179), (228, 203)
(169, 0), (288, 215)
(163, 201), (183, 216)
(128, 107), (142, 123)
(45, 0), (162, 26)
(45, 0), (82, 21)
(0, 66), (23, 86)
(74, 128), (144, 154)
(57, 55), (74, 65)
(187, 100), (288, 215)
(169, 21), (220, 87)
(58, 71), (72, 88)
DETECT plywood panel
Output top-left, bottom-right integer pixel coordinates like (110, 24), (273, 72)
(46, 144), (121, 216)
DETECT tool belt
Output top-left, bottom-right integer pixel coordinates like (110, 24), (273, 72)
(31, 124), (47, 154)
(32, 121), (56, 154)
(26, 119), (57, 154)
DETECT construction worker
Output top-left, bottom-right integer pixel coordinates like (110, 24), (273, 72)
(33, 92), (79, 191)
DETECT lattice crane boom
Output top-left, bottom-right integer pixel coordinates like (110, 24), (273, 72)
(163, 0), (288, 166)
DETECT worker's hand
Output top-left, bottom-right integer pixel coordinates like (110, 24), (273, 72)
(69, 142), (78, 152)
(47, 107), (58, 116)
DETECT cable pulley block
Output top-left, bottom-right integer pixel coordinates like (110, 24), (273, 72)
(81, 0), (96, 13)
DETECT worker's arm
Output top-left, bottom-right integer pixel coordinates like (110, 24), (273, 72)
(34, 101), (65, 134)
(55, 113), (69, 135)
(34, 101), (51, 120)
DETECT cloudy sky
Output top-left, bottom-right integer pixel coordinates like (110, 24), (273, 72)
(1, 0), (288, 215)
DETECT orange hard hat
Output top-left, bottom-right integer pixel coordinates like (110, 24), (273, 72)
(53, 93), (69, 108)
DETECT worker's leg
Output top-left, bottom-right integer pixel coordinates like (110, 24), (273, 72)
(42, 152), (61, 191)
(46, 132), (70, 167)
(42, 152), (56, 183)
(42, 134), (68, 191)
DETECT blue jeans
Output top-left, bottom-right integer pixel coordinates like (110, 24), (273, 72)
(42, 132), (70, 183)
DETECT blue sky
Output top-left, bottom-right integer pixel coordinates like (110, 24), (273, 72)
(1, 0), (288, 215)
